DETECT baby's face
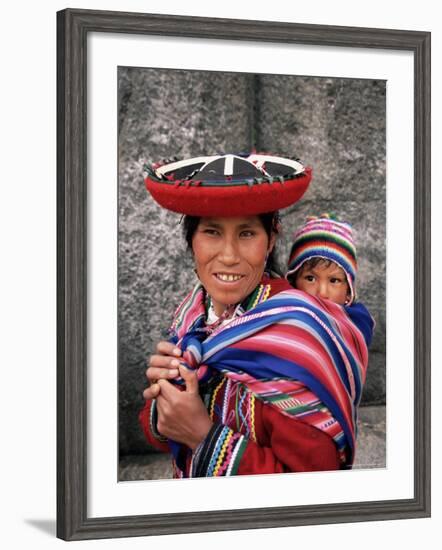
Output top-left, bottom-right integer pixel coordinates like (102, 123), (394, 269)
(294, 260), (350, 305)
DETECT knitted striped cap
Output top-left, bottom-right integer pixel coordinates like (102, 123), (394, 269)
(286, 214), (357, 304)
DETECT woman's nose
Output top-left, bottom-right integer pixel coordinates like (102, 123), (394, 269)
(219, 238), (240, 264)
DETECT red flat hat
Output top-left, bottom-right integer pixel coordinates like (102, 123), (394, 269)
(144, 153), (312, 216)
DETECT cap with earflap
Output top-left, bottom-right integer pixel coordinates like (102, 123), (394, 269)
(144, 153), (312, 217)
(286, 213), (358, 304)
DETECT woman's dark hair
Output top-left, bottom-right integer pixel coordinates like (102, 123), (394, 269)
(182, 212), (282, 276)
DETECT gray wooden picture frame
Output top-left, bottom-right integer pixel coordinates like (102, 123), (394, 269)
(57, 8), (431, 541)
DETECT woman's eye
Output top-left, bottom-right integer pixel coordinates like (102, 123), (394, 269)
(240, 230), (254, 238)
(203, 228), (219, 236)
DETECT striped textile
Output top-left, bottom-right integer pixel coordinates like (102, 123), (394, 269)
(169, 282), (374, 467)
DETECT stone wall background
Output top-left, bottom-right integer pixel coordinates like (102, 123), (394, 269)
(118, 67), (386, 456)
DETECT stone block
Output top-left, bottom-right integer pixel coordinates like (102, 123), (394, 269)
(256, 75), (386, 202)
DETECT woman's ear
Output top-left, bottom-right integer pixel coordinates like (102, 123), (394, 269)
(268, 232), (276, 254)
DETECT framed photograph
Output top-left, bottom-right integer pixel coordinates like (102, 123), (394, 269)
(57, 8), (431, 541)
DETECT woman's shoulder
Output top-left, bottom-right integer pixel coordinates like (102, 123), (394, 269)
(262, 275), (292, 298)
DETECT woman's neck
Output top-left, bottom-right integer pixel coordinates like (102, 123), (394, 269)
(211, 299), (230, 317)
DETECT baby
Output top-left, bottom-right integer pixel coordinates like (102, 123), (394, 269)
(286, 214), (359, 307)
(286, 213), (374, 348)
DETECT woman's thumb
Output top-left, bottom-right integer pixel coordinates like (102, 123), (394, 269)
(179, 365), (199, 394)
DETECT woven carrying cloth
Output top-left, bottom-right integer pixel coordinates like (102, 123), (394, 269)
(144, 153), (312, 216)
(168, 282), (374, 468)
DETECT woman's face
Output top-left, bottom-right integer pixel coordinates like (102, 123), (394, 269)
(192, 216), (275, 316)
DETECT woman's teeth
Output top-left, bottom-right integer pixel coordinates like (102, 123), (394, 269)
(216, 273), (243, 282)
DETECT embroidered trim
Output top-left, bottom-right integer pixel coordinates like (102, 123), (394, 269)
(209, 426), (232, 475)
(190, 423), (248, 477)
(226, 435), (245, 476)
(249, 393), (257, 442)
(222, 379), (231, 424)
(149, 400), (168, 441)
(209, 377), (226, 421)
(249, 283), (272, 309)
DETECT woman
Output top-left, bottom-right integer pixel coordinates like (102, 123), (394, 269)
(139, 153), (373, 478)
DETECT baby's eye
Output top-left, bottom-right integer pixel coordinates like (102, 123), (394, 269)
(330, 277), (343, 284)
(304, 275), (315, 282)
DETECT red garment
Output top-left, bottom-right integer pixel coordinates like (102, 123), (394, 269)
(139, 377), (340, 476)
(138, 276), (341, 477)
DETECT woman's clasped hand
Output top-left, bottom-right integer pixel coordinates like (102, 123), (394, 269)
(144, 341), (213, 451)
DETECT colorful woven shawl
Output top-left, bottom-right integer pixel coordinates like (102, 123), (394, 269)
(168, 281), (374, 467)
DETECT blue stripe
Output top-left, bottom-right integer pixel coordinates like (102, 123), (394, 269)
(251, 295), (365, 395)
(210, 348), (355, 459)
(201, 302), (361, 401)
(346, 302), (375, 347)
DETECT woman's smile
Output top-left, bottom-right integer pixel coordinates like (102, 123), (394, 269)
(214, 272), (245, 283)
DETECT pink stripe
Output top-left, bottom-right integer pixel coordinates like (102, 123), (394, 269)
(231, 326), (355, 432)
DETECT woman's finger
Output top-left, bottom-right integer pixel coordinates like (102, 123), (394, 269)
(179, 365), (199, 395)
(148, 354), (181, 369)
(156, 341), (182, 357)
(146, 366), (180, 382)
(142, 383), (160, 401)
(156, 378), (177, 400)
